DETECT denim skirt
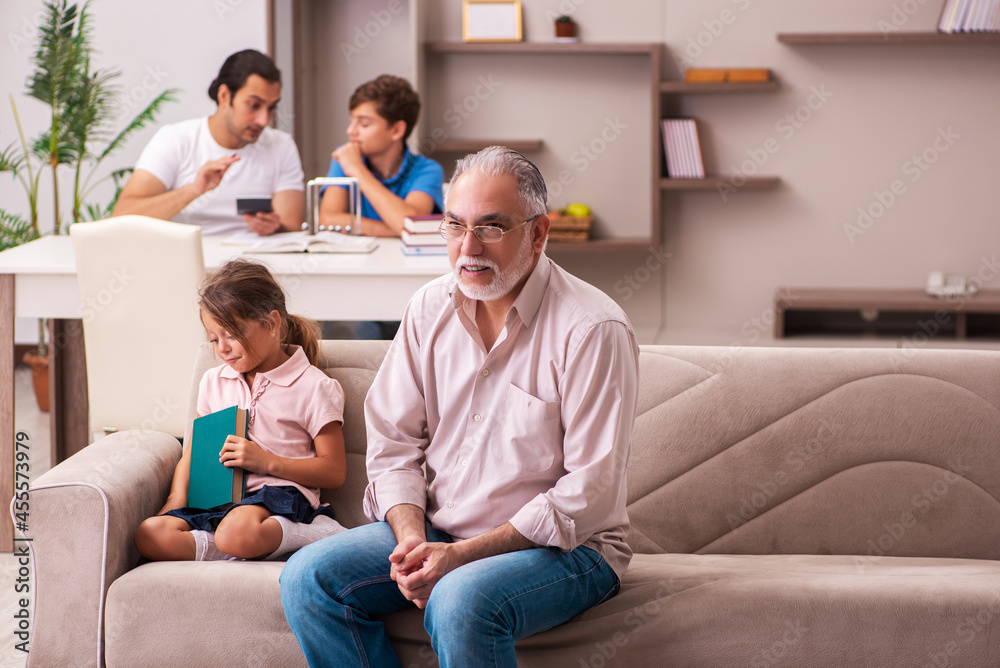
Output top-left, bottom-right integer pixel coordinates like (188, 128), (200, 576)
(165, 484), (335, 532)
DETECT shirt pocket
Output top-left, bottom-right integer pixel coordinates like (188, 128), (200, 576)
(488, 383), (561, 473)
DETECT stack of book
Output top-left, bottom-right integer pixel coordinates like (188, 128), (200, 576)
(401, 214), (448, 255)
(939, 0), (1000, 31)
(684, 68), (771, 83)
(661, 118), (705, 179)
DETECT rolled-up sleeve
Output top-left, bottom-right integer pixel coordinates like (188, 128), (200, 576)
(508, 320), (639, 550)
(362, 301), (431, 522)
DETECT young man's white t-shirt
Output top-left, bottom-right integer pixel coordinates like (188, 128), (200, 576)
(133, 117), (305, 236)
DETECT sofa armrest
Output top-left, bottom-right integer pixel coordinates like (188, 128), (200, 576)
(15, 430), (180, 668)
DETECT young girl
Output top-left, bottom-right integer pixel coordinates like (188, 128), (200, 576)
(135, 258), (347, 561)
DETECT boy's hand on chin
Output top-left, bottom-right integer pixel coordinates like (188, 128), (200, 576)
(332, 142), (366, 178)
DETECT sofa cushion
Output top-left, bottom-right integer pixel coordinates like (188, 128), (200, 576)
(386, 553), (1000, 667)
(106, 561), (306, 668)
(110, 553), (1000, 668)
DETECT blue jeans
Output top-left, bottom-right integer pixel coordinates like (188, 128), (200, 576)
(279, 521), (620, 668)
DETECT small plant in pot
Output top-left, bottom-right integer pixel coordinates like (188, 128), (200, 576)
(554, 15), (578, 41)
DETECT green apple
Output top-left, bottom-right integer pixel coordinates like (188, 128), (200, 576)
(564, 202), (591, 217)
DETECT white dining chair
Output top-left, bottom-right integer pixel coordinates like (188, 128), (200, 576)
(70, 215), (207, 442)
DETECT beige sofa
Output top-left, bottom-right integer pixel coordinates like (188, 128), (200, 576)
(21, 340), (1000, 667)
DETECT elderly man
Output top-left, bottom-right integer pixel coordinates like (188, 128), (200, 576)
(113, 49), (304, 235)
(280, 146), (639, 667)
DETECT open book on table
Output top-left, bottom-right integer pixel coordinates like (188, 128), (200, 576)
(244, 230), (378, 254)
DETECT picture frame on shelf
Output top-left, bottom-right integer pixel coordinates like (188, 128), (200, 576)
(462, 0), (523, 43)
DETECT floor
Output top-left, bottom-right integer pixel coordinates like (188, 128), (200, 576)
(1, 368), (51, 668)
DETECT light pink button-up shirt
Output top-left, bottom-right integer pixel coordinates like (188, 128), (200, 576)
(363, 255), (639, 577)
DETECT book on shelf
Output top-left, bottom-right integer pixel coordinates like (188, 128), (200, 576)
(684, 68), (727, 83)
(939, 0), (1000, 31)
(244, 230), (377, 254)
(188, 406), (248, 510)
(726, 68), (771, 83)
(684, 68), (770, 83)
(661, 118), (705, 179)
(403, 214), (444, 234)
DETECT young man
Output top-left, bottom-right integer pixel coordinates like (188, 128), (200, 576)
(112, 49), (304, 236)
(318, 75), (443, 237)
(281, 146), (640, 667)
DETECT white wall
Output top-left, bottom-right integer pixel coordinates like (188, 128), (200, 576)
(5, 0), (999, 346)
(657, 0), (1000, 344)
(1, 0), (268, 341)
(428, 0), (998, 345)
(296, 0), (418, 181)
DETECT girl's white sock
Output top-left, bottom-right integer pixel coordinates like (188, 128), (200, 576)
(266, 514), (347, 560)
(191, 529), (236, 561)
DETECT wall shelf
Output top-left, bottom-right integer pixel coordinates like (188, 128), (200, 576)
(425, 41), (658, 55)
(660, 177), (780, 191)
(777, 31), (1000, 45)
(660, 81), (778, 94)
(421, 41), (661, 250)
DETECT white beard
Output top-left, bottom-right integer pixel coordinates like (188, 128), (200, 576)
(453, 226), (535, 302)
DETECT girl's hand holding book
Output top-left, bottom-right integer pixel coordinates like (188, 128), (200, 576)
(219, 435), (274, 476)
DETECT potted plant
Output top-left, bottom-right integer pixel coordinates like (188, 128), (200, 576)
(0, 0), (177, 411)
(554, 15), (578, 41)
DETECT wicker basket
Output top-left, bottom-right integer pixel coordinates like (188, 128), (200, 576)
(548, 215), (592, 242)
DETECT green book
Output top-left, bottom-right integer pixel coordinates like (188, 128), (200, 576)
(187, 405), (248, 509)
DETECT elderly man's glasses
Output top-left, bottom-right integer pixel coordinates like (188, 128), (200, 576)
(438, 216), (537, 244)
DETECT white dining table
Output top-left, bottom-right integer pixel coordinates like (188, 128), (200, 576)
(0, 233), (451, 550)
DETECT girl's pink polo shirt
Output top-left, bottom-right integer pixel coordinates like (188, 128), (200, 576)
(197, 345), (344, 508)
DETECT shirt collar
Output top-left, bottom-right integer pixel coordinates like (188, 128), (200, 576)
(448, 253), (552, 330)
(218, 344), (310, 387)
(509, 253), (550, 329)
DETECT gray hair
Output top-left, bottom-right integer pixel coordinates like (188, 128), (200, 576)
(448, 146), (547, 218)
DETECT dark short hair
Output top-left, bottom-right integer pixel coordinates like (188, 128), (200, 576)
(208, 49), (281, 103)
(349, 75), (420, 143)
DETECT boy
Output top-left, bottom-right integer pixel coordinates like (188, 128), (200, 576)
(318, 75), (443, 237)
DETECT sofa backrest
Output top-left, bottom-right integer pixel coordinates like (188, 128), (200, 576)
(188, 342), (1000, 561)
(625, 345), (1000, 561)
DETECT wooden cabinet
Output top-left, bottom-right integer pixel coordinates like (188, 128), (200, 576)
(774, 288), (1000, 339)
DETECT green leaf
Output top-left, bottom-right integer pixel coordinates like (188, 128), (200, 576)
(98, 88), (179, 163)
(27, 1), (86, 111)
(0, 210), (40, 252)
(0, 142), (25, 174)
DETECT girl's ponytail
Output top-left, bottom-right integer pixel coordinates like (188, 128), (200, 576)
(284, 314), (321, 366)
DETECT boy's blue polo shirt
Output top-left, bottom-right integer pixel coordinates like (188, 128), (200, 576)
(323, 148), (444, 221)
